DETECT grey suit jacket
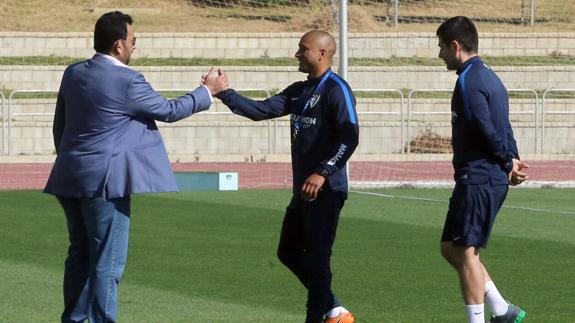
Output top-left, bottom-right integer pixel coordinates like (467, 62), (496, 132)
(44, 54), (211, 198)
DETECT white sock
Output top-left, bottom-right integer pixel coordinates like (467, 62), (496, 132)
(326, 306), (349, 318)
(484, 281), (509, 316)
(466, 304), (485, 323)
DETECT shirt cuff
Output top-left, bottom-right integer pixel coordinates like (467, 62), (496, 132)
(202, 85), (213, 103)
(314, 165), (332, 178)
(502, 156), (514, 174)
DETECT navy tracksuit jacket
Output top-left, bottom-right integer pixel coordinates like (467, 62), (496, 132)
(217, 69), (359, 194)
(451, 56), (519, 183)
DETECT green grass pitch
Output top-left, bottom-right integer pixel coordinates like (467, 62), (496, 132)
(0, 189), (574, 322)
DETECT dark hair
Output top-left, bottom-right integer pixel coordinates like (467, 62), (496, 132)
(93, 11), (133, 54)
(436, 16), (478, 53)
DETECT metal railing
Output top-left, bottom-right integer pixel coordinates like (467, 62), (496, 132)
(0, 87), (558, 156)
(542, 89), (575, 154)
(407, 89), (453, 154)
(407, 88), (540, 154)
(233, 89), (273, 153)
(507, 89), (539, 154)
(5, 88), (273, 156)
(8, 89), (58, 156)
(0, 91), (5, 155)
(122, 88), (274, 153)
(355, 89), (405, 153)
(388, 0), (537, 29)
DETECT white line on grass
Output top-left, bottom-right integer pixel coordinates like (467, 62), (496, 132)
(350, 190), (575, 216)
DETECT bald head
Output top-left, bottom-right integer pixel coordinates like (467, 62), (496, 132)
(301, 30), (337, 59)
(295, 30), (337, 77)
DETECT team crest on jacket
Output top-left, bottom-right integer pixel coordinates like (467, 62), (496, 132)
(309, 94), (321, 108)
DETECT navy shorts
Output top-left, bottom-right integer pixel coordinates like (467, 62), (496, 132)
(441, 178), (509, 248)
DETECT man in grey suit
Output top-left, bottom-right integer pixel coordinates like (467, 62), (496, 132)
(44, 11), (228, 323)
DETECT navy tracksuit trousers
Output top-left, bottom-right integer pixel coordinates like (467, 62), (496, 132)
(277, 188), (346, 323)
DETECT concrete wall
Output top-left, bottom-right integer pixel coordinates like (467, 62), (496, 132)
(2, 65), (575, 92)
(1, 32), (575, 58)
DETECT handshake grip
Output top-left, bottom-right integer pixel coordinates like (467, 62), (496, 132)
(201, 67), (229, 97)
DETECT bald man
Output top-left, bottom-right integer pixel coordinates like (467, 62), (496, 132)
(210, 30), (358, 323)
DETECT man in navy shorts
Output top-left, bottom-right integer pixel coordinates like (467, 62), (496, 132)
(437, 16), (530, 323)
